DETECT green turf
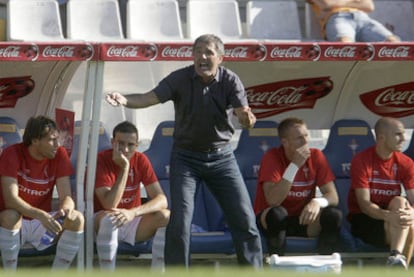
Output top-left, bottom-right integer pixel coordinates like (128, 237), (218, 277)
(11, 265), (412, 277)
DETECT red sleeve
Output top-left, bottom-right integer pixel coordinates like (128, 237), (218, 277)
(95, 150), (116, 189)
(257, 148), (285, 185)
(399, 153), (414, 190)
(137, 153), (159, 187)
(313, 149), (335, 187)
(0, 144), (20, 178)
(254, 148), (286, 214)
(350, 150), (371, 190)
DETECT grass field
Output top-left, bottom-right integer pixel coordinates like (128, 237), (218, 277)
(12, 253), (413, 276)
(10, 266), (412, 277)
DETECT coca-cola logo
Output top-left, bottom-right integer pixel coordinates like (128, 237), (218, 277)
(224, 44), (267, 61)
(224, 46), (248, 58)
(161, 46), (192, 58)
(43, 46), (75, 57)
(246, 77), (333, 118)
(0, 76), (35, 108)
(270, 46), (302, 58)
(377, 46), (410, 58)
(0, 45), (39, 61)
(360, 82), (414, 117)
(106, 44), (157, 60)
(107, 46), (139, 57)
(324, 46), (356, 58)
(0, 46), (20, 58)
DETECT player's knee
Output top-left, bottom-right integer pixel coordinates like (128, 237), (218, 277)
(64, 210), (84, 231)
(320, 207), (342, 229)
(0, 209), (22, 229)
(156, 209), (170, 227)
(388, 196), (407, 211)
(265, 206), (288, 233)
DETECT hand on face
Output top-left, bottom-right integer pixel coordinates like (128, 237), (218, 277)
(291, 145), (310, 168)
(112, 141), (129, 169)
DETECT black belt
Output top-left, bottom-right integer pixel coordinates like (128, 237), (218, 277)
(178, 143), (229, 153)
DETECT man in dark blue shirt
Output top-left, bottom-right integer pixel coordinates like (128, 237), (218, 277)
(106, 34), (262, 268)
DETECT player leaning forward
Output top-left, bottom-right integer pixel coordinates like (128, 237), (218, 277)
(348, 117), (414, 269)
(0, 116), (84, 270)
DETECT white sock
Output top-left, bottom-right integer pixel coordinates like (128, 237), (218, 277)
(151, 227), (166, 271)
(52, 230), (83, 270)
(0, 227), (20, 271)
(96, 215), (118, 271)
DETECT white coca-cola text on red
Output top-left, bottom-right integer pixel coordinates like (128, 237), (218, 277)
(324, 46), (356, 58)
(107, 46), (139, 57)
(270, 46), (302, 58)
(0, 46), (20, 57)
(374, 88), (414, 106)
(246, 86), (306, 106)
(224, 47), (248, 58)
(161, 46), (192, 58)
(43, 46), (74, 57)
(377, 46), (410, 58)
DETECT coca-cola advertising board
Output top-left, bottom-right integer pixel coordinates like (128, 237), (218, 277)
(0, 42), (97, 61)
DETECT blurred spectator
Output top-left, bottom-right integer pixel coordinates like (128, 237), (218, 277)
(307, 0), (400, 42)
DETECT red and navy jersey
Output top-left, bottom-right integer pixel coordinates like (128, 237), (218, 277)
(348, 146), (414, 215)
(94, 149), (158, 211)
(0, 143), (72, 212)
(254, 146), (335, 216)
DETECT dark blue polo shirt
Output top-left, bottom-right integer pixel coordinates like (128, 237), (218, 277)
(154, 65), (248, 151)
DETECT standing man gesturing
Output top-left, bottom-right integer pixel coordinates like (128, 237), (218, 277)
(106, 34), (263, 268)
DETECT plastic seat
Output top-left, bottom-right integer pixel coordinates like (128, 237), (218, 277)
(245, 0), (302, 40)
(323, 119), (375, 180)
(66, 0), (124, 41)
(143, 121), (175, 181)
(234, 120), (279, 202)
(322, 119), (385, 252)
(0, 116), (22, 154)
(369, 0), (414, 41)
(404, 131), (414, 161)
(143, 121), (174, 207)
(186, 0), (242, 41)
(7, 0), (64, 41)
(127, 0), (183, 41)
(70, 121), (112, 197)
(190, 182), (235, 255)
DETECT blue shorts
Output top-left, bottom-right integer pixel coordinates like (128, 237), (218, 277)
(325, 11), (396, 42)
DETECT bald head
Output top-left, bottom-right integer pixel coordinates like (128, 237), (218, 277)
(374, 117), (406, 157)
(374, 117), (403, 138)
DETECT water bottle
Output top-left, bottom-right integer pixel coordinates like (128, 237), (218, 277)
(40, 217), (64, 246)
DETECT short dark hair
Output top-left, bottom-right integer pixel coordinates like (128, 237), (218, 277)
(22, 116), (57, 146)
(193, 34), (225, 56)
(112, 121), (138, 140)
(278, 117), (305, 139)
